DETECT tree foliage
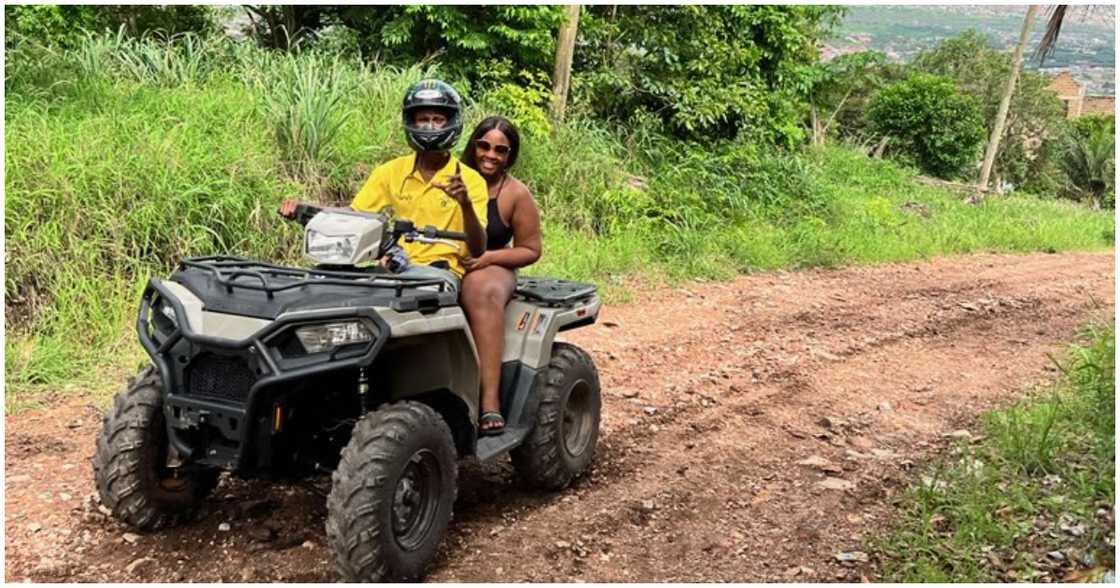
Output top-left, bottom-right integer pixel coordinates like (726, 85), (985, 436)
(808, 50), (904, 145)
(913, 31), (1066, 192)
(5, 5), (216, 48)
(572, 5), (843, 145)
(244, 6), (566, 87)
(868, 74), (986, 179)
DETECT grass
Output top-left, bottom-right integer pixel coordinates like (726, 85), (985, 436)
(4, 32), (1114, 412)
(874, 318), (1115, 582)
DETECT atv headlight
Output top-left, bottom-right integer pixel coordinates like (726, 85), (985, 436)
(306, 229), (358, 264)
(150, 297), (179, 334)
(295, 321), (374, 354)
(160, 301), (178, 326)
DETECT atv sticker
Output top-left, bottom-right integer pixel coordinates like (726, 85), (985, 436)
(532, 314), (548, 335)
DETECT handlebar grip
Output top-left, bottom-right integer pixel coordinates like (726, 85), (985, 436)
(293, 204), (322, 226)
(429, 228), (467, 241)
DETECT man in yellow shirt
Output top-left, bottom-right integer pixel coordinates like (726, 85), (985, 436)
(282, 79), (487, 291)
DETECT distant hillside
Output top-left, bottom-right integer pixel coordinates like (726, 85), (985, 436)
(829, 5), (1115, 95)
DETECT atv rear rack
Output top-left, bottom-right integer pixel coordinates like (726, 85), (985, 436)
(513, 277), (597, 306)
(179, 256), (454, 298)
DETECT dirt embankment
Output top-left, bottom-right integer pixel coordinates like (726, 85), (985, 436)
(4, 251), (1114, 582)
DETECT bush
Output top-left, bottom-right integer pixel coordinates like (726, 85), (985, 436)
(868, 74), (986, 179)
(572, 6), (842, 145)
(5, 5), (216, 49)
(913, 31), (1068, 193)
(1061, 116), (1115, 209)
(473, 69), (554, 140)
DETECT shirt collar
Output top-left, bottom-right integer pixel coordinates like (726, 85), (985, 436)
(408, 153), (460, 183)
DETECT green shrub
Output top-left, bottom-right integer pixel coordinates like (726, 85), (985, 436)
(473, 69), (554, 140)
(5, 5), (216, 49)
(261, 52), (356, 182)
(913, 31), (1068, 193)
(1061, 115), (1115, 209)
(868, 73), (986, 179)
(573, 6), (842, 145)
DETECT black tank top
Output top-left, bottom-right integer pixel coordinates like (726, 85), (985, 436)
(485, 175), (514, 250)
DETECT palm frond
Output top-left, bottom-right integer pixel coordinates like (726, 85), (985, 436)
(1034, 5), (1067, 66)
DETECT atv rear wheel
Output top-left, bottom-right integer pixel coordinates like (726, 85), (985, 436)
(93, 365), (220, 531)
(326, 401), (458, 582)
(512, 342), (601, 490)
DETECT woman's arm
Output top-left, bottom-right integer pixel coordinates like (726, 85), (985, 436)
(477, 183), (542, 270)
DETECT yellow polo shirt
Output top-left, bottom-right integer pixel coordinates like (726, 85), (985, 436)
(351, 154), (488, 277)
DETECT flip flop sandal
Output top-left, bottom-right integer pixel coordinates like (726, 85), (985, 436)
(479, 411), (505, 437)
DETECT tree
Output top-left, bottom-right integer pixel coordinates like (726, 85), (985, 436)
(807, 50), (895, 146)
(331, 6), (565, 86)
(867, 74), (986, 179)
(572, 6), (842, 145)
(914, 30), (1066, 193)
(236, 7), (566, 88)
(550, 5), (580, 122)
(243, 6), (327, 51)
(5, 5), (216, 49)
(973, 4), (1040, 202)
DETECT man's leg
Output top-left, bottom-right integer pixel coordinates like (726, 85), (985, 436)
(397, 264), (461, 294)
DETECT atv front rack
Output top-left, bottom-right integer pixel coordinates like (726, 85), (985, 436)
(180, 256), (454, 298)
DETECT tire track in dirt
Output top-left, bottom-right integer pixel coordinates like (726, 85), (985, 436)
(4, 251), (1113, 582)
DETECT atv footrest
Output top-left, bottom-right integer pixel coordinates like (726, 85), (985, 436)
(475, 425), (530, 462)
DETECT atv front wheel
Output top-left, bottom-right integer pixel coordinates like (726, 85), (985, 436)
(326, 401), (458, 582)
(93, 365), (220, 531)
(512, 342), (601, 490)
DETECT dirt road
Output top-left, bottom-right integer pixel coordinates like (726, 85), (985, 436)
(5, 251), (1114, 582)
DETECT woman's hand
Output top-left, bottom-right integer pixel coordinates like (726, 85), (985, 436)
(463, 251), (495, 272)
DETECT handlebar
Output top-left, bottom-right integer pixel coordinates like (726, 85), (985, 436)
(279, 203), (323, 226)
(392, 220), (466, 242)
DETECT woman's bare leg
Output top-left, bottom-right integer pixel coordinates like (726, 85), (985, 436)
(461, 266), (517, 430)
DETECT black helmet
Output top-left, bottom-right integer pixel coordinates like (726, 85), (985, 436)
(402, 79), (464, 152)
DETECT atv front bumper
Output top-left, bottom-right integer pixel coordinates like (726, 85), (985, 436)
(138, 278), (389, 472)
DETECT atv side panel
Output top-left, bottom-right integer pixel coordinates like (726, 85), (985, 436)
(501, 296), (602, 369)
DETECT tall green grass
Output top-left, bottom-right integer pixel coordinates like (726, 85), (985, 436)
(876, 319), (1115, 582)
(4, 32), (1114, 410)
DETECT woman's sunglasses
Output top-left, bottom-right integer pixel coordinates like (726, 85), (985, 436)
(475, 139), (511, 155)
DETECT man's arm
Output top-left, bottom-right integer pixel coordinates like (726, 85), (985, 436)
(459, 199), (486, 257)
(434, 163), (487, 257)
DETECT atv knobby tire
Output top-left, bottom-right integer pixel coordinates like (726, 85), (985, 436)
(512, 342), (601, 490)
(93, 365), (220, 531)
(326, 401), (458, 582)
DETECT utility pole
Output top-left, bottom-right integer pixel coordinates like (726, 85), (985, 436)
(551, 5), (581, 122)
(972, 4), (1040, 204)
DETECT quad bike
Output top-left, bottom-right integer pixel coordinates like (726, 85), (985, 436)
(93, 205), (602, 581)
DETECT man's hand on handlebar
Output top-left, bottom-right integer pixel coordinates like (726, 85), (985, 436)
(278, 200), (323, 226)
(279, 199), (300, 219)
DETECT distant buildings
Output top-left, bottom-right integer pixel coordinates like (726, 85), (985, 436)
(1046, 72), (1116, 119)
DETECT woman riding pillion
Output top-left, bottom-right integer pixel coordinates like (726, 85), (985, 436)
(459, 117), (543, 436)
